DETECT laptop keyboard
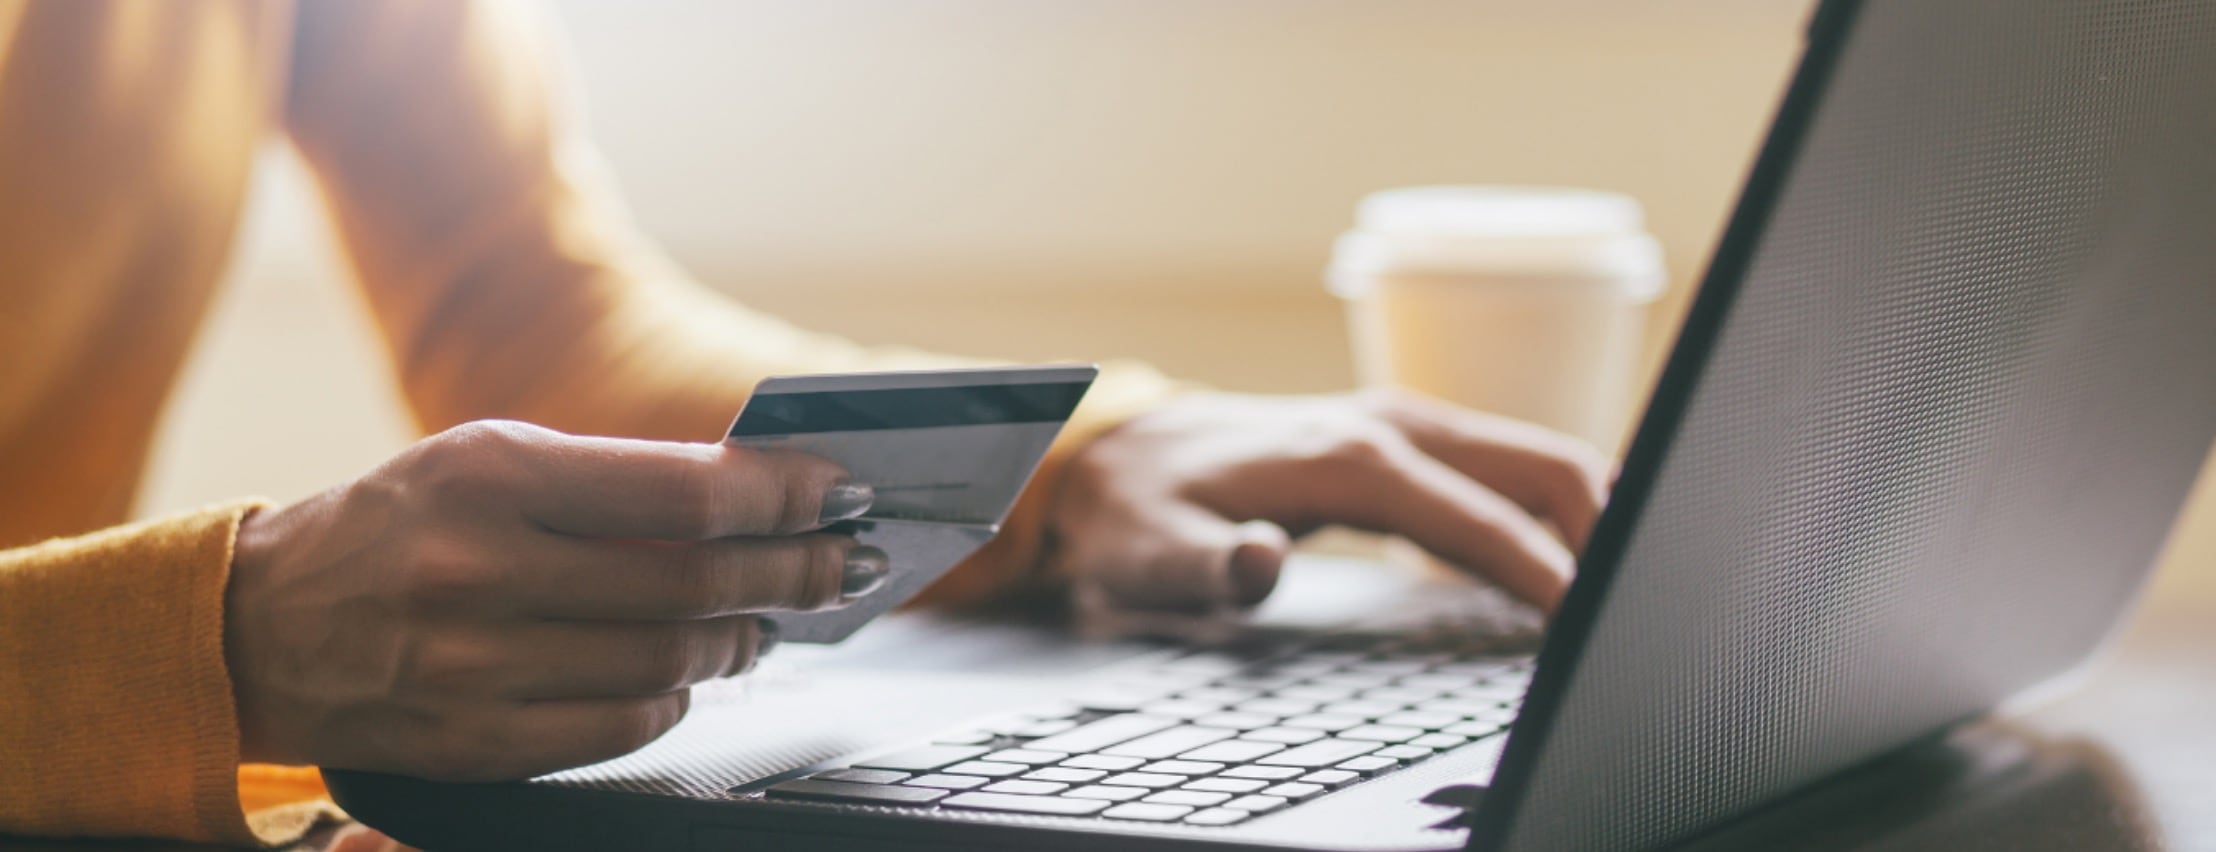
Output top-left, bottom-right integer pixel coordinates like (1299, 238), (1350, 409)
(750, 637), (1533, 827)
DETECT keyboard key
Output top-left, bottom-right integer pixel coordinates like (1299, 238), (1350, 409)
(1242, 726), (1327, 745)
(811, 768), (910, 785)
(1418, 700), (1505, 717)
(903, 774), (988, 790)
(1062, 785), (1149, 802)
(1380, 712), (1464, 730)
(1179, 740), (1285, 764)
(1103, 726), (1236, 759)
(1139, 700), (1226, 719)
(1220, 765), (1304, 781)
(1352, 659), (1431, 676)
(1258, 739), (1380, 767)
(1195, 712), (1277, 731)
(982, 780), (1069, 795)
(1339, 725), (1424, 743)
(1282, 714), (1366, 732)
(1182, 777), (1269, 794)
(766, 779), (947, 806)
(1453, 682), (1528, 701)
(1468, 706), (1523, 723)
(1024, 767), (1106, 784)
(942, 792), (1110, 816)
(942, 761), (1027, 778)
(1102, 803), (1195, 822)
(1223, 794), (1291, 813)
(854, 745), (988, 772)
(1299, 769), (1359, 787)
(1398, 674), (1480, 691)
(1259, 782), (1327, 801)
(1373, 745), (1435, 761)
(1140, 760), (1225, 776)
(1433, 660), (1520, 677)
(1183, 808), (1251, 826)
(1409, 733), (1470, 749)
(1028, 715), (1179, 755)
(1144, 790), (1231, 807)
(1272, 685), (1356, 703)
(1235, 698), (1319, 716)
(1061, 754), (1147, 772)
(933, 730), (996, 746)
(1215, 674), (1303, 691)
(1443, 720), (1509, 738)
(1313, 672), (1394, 689)
(1006, 720), (1080, 739)
(982, 749), (1068, 766)
(1320, 701), (1404, 719)
(1337, 756), (1399, 774)
(1177, 687), (1260, 704)
(1101, 772), (1185, 789)
(1360, 687), (1443, 704)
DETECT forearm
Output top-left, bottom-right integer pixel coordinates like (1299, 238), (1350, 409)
(0, 500), (331, 845)
(284, 0), (1192, 608)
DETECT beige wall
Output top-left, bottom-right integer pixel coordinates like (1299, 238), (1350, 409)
(549, 0), (1815, 390)
(138, 1), (2212, 601)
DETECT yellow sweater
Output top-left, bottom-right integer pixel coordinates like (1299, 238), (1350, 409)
(0, 1), (1174, 845)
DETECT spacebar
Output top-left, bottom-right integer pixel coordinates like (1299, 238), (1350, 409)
(942, 793), (1110, 815)
(766, 779), (948, 806)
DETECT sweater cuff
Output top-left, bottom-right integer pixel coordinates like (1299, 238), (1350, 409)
(0, 499), (291, 846)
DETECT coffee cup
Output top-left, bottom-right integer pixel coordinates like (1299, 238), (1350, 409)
(1329, 185), (1665, 452)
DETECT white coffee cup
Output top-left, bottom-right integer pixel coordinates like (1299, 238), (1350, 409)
(1329, 185), (1665, 452)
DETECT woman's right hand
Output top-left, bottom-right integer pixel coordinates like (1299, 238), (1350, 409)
(224, 420), (882, 781)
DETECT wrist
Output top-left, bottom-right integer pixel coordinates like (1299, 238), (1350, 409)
(226, 503), (288, 765)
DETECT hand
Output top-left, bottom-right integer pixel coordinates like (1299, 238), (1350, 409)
(321, 823), (413, 852)
(226, 420), (882, 781)
(1048, 389), (1610, 614)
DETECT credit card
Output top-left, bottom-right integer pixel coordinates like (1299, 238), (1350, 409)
(722, 365), (1097, 642)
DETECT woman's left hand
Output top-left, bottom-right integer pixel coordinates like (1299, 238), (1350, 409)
(1047, 389), (1610, 614)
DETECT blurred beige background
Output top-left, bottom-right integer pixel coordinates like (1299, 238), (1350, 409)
(136, 0), (2210, 603)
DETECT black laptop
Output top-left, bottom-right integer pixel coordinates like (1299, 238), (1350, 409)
(327, 1), (2216, 848)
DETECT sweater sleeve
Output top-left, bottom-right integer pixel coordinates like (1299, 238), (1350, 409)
(0, 500), (338, 846)
(280, 0), (1184, 607)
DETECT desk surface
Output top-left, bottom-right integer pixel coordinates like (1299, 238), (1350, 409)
(5, 535), (2211, 852)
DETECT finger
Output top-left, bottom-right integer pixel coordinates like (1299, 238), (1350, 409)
(328, 825), (411, 852)
(1078, 507), (1291, 612)
(453, 617), (765, 700)
(455, 691), (692, 781)
(502, 430), (867, 539)
(1332, 437), (1576, 611)
(506, 534), (859, 620)
(1372, 392), (1611, 552)
(1229, 521), (1294, 607)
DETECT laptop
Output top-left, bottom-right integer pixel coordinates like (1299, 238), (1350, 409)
(325, 0), (2216, 848)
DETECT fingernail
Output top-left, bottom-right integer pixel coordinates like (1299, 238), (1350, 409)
(841, 546), (891, 599)
(755, 619), (781, 657)
(817, 481), (875, 525)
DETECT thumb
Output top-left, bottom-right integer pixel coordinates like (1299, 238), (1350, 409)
(1081, 507), (1291, 612)
(1225, 519), (1292, 607)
